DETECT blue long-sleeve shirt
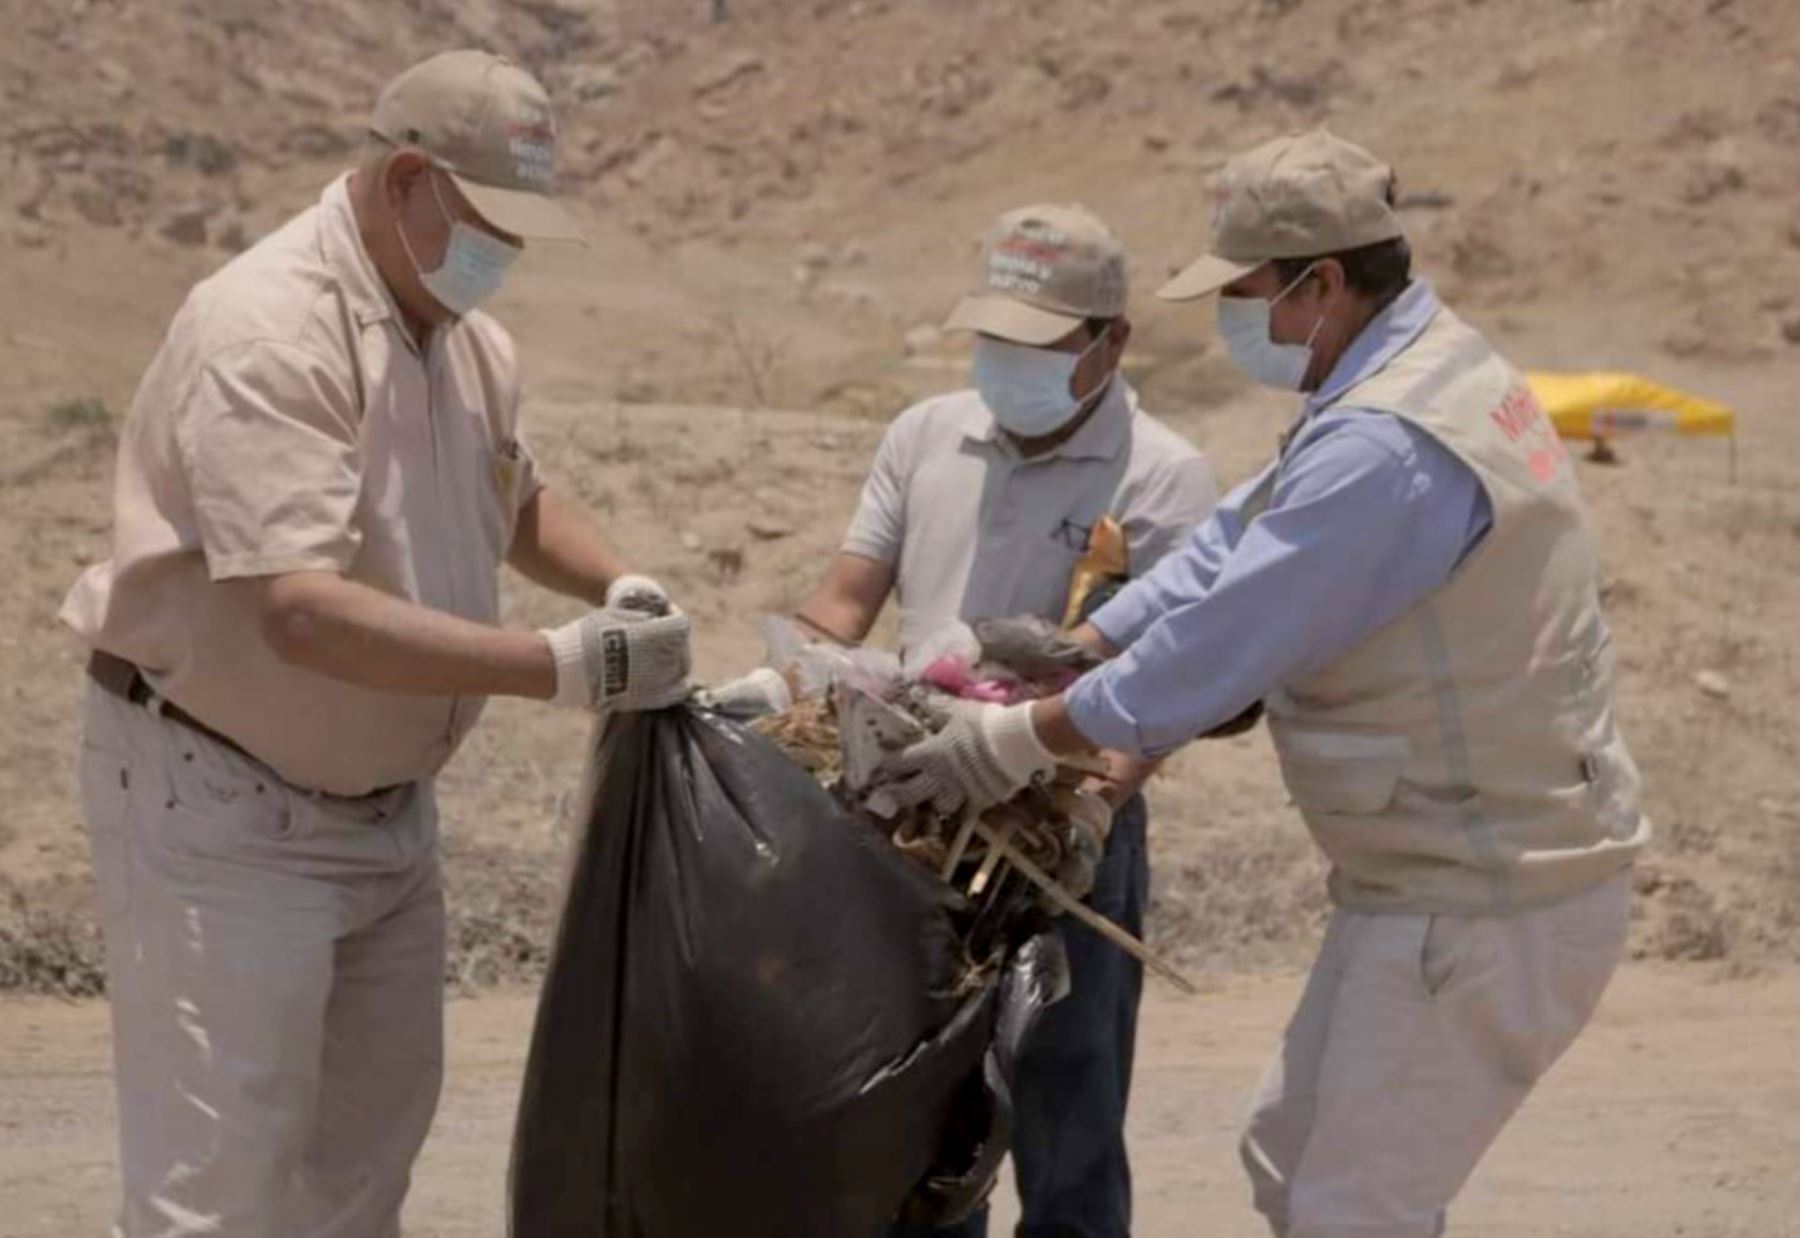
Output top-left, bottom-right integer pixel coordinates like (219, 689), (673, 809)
(1065, 280), (1495, 757)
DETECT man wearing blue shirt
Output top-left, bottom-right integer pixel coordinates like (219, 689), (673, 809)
(876, 131), (1648, 1237)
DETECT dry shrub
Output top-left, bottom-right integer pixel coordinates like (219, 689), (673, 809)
(442, 840), (563, 991)
(0, 880), (107, 997)
(1147, 823), (1330, 971)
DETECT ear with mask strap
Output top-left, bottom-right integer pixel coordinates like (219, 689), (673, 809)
(1216, 262), (1330, 392)
(394, 167), (523, 317)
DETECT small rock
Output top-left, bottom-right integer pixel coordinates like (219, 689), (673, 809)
(567, 63), (622, 102)
(159, 206), (212, 248)
(163, 132), (237, 176)
(1661, 330), (1707, 360)
(71, 189), (122, 228)
(680, 531), (703, 552)
(1057, 71), (1111, 111)
(215, 219), (250, 253)
(692, 50), (764, 97)
(1142, 132), (1171, 153)
(904, 324), (943, 355)
(1680, 143), (1747, 206)
(279, 123), (353, 160)
(1396, 190), (1457, 211)
(1694, 670), (1731, 699)
(747, 518), (795, 541)
(1782, 316), (1800, 346)
(9, 220), (50, 249)
(796, 241), (833, 274)
(707, 546), (745, 581)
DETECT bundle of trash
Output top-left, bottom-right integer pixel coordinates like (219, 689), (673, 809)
(744, 615), (1191, 990)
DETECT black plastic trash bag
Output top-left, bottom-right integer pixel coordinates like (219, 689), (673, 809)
(509, 706), (1067, 1238)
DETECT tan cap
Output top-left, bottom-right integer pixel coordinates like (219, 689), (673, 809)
(371, 49), (583, 243)
(943, 204), (1128, 345)
(1158, 129), (1402, 302)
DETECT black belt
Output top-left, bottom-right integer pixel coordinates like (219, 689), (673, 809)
(87, 650), (260, 762)
(86, 647), (408, 802)
(86, 651), (410, 802)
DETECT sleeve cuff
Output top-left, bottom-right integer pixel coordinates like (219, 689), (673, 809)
(839, 536), (899, 564)
(1087, 588), (1155, 651)
(1065, 667), (1148, 758)
(204, 550), (354, 582)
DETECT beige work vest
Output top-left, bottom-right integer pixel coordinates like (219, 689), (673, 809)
(1254, 306), (1647, 915)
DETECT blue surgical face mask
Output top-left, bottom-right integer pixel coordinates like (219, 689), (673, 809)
(972, 330), (1111, 438)
(397, 172), (522, 317)
(1216, 263), (1325, 391)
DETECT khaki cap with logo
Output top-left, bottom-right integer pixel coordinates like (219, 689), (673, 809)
(943, 204), (1129, 346)
(372, 49), (584, 243)
(1158, 129), (1402, 302)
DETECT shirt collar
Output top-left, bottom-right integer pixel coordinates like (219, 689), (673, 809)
(965, 373), (1136, 463)
(1301, 278), (1442, 419)
(318, 173), (408, 335)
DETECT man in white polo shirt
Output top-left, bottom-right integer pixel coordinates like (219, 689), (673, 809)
(718, 204), (1218, 1238)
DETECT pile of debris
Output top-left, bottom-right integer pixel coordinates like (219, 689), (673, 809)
(746, 617), (1193, 991)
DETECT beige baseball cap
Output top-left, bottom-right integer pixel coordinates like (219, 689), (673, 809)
(1158, 129), (1402, 302)
(371, 49), (583, 243)
(943, 204), (1129, 345)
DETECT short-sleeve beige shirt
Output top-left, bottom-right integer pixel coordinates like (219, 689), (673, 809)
(61, 174), (542, 796)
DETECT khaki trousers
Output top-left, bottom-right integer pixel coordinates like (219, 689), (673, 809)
(1241, 872), (1631, 1238)
(78, 684), (446, 1238)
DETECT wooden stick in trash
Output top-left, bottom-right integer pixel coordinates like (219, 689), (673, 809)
(940, 809), (982, 881)
(969, 813), (1015, 897)
(973, 822), (1198, 996)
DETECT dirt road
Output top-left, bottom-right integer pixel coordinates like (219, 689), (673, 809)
(4, 965), (1796, 1237)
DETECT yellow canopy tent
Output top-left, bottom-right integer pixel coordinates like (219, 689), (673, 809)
(1525, 371), (1736, 472)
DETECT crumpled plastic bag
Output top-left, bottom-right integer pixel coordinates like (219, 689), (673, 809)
(508, 706), (1066, 1238)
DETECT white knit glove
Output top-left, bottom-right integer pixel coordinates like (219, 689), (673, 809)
(540, 606), (692, 712)
(696, 667), (794, 720)
(604, 573), (672, 616)
(874, 701), (1055, 816)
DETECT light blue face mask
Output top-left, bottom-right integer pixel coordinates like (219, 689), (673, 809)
(1216, 263), (1325, 391)
(972, 330), (1111, 438)
(397, 172), (523, 317)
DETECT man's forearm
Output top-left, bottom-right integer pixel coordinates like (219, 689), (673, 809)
(509, 489), (630, 606)
(1029, 693), (1098, 757)
(251, 572), (555, 699)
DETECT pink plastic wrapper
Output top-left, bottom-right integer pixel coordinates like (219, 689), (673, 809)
(920, 656), (1035, 705)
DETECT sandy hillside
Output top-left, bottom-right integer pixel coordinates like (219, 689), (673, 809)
(2, 0), (1799, 986)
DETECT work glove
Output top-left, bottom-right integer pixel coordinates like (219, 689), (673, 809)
(604, 573), (673, 617)
(540, 605), (692, 712)
(972, 615), (1102, 680)
(696, 667), (793, 721)
(874, 701), (1056, 817)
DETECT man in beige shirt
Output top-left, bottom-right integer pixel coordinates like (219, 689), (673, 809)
(61, 51), (689, 1237)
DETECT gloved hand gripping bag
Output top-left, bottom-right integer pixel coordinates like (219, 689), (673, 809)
(509, 707), (1059, 1237)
